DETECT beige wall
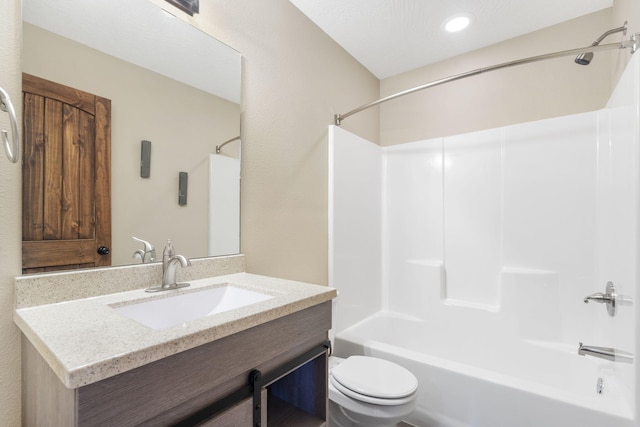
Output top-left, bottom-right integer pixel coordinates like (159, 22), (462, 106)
(0, 1), (22, 425)
(23, 24), (240, 265)
(379, 8), (639, 145)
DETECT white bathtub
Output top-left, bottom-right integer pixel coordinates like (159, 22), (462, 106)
(334, 312), (635, 427)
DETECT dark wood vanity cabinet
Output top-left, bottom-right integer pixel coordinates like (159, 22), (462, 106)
(266, 353), (328, 426)
(22, 302), (331, 426)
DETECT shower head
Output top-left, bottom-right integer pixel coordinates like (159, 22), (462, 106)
(575, 21), (628, 65)
(574, 51), (594, 65)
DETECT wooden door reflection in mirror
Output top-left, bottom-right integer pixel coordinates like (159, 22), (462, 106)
(22, 73), (111, 273)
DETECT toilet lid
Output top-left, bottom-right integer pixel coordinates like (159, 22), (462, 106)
(331, 356), (418, 401)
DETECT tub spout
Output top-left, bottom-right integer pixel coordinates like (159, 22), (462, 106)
(578, 342), (633, 364)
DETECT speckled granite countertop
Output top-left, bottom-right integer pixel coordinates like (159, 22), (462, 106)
(15, 272), (336, 389)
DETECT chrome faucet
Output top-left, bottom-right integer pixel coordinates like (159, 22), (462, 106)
(145, 254), (191, 293)
(162, 239), (175, 273)
(578, 342), (633, 364)
(162, 255), (191, 287)
(131, 236), (156, 263)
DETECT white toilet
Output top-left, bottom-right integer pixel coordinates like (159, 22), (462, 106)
(328, 355), (418, 427)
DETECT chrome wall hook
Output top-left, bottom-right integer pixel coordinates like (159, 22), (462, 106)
(0, 86), (20, 164)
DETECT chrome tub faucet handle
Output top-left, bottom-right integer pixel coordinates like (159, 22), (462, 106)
(583, 282), (617, 316)
(583, 292), (611, 304)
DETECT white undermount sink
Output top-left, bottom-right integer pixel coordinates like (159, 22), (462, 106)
(113, 285), (274, 330)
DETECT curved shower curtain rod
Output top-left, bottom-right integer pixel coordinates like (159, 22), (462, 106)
(334, 30), (639, 126)
(215, 135), (240, 154)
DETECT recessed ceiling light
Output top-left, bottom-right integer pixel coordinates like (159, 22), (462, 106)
(444, 14), (473, 33)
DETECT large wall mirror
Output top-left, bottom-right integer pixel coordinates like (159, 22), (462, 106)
(22, 0), (241, 270)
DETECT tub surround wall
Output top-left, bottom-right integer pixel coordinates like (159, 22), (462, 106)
(329, 53), (639, 426)
(208, 154), (241, 256)
(328, 126), (383, 333)
(603, 45), (640, 416)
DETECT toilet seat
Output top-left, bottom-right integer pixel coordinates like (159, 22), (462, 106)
(330, 356), (418, 406)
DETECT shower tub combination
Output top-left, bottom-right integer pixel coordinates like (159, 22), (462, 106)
(329, 54), (639, 427)
(335, 311), (633, 427)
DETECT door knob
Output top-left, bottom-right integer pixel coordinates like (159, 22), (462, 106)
(97, 246), (110, 255)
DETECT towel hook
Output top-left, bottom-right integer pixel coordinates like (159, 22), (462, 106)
(0, 86), (20, 163)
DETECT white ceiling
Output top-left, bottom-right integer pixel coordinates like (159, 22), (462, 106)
(289, 0), (614, 79)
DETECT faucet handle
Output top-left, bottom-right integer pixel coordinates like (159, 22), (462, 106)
(132, 249), (145, 262)
(583, 292), (610, 304)
(583, 282), (617, 316)
(132, 236), (156, 262)
(132, 236), (153, 250)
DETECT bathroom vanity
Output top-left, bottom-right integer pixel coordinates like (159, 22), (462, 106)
(15, 258), (336, 426)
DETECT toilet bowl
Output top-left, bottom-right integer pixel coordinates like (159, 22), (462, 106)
(328, 355), (418, 427)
